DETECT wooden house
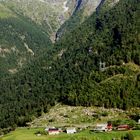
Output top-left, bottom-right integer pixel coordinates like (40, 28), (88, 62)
(66, 127), (76, 134)
(117, 125), (130, 131)
(48, 128), (60, 135)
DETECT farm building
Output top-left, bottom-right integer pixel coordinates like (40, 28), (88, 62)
(66, 128), (76, 134)
(117, 125), (130, 131)
(107, 122), (112, 131)
(93, 124), (108, 132)
(45, 126), (56, 131)
(48, 128), (60, 135)
(93, 123), (112, 132)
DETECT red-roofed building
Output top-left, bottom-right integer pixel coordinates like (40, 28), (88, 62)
(107, 123), (112, 131)
(117, 125), (130, 131)
(48, 128), (60, 135)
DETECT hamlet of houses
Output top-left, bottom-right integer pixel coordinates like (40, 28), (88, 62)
(44, 127), (77, 135)
(42, 119), (140, 136)
(43, 124), (119, 135)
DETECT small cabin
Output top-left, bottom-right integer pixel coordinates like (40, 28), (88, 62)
(48, 128), (60, 135)
(45, 126), (55, 132)
(94, 124), (108, 132)
(93, 122), (112, 132)
(117, 125), (130, 131)
(66, 128), (76, 134)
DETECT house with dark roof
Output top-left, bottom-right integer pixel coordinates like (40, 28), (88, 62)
(48, 128), (60, 135)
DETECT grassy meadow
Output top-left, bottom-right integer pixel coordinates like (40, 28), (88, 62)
(0, 4), (15, 18)
(1, 128), (140, 140)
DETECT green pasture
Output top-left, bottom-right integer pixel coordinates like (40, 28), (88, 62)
(1, 128), (140, 140)
(0, 4), (14, 18)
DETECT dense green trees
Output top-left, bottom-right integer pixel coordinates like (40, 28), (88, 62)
(0, 14), (51, 78)
(0, 0), (140, 131)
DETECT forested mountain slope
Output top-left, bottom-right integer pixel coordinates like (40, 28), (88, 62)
(0, 3), (51, 78)
(0, 0), (140, 132)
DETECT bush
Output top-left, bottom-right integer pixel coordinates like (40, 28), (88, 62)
(101, 111), (109, 117)
(133, 125), (140, 130)
(126, 133), (134, 140)
(35, 130), (47, 135)
(122, 133), (134, 140)
(48, 119), (55, 122)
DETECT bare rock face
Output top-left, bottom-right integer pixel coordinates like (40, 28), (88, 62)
(74, 0), (101, 14)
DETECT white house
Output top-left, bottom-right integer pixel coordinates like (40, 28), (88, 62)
(93, 124), (108, 132)
(66, 127), (76, 134)
(138, 119), (140, 124)
(45, 127), (49, 131)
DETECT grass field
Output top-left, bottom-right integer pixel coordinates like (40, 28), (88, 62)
(1, 128), (140, 140)
(0, 4), (15, 18)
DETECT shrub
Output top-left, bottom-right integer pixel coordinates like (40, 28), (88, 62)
(48, 118), (55, 122)
(101, 111), (109, 117)
(122, 133), (134, 140)
(126, 133), (134, 140)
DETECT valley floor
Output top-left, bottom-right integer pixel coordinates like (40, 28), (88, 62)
(1, 128), (140, 140)
(1, 105), (140, 140)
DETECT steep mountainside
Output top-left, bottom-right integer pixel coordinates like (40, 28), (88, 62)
(56, 0), (120, 40)
(0, 3), (51, 78)
(0, 0), (140, 132)
(1, 0), (73, 41)
(1, 0), (103, 41)
(0, 0), (104, 76)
